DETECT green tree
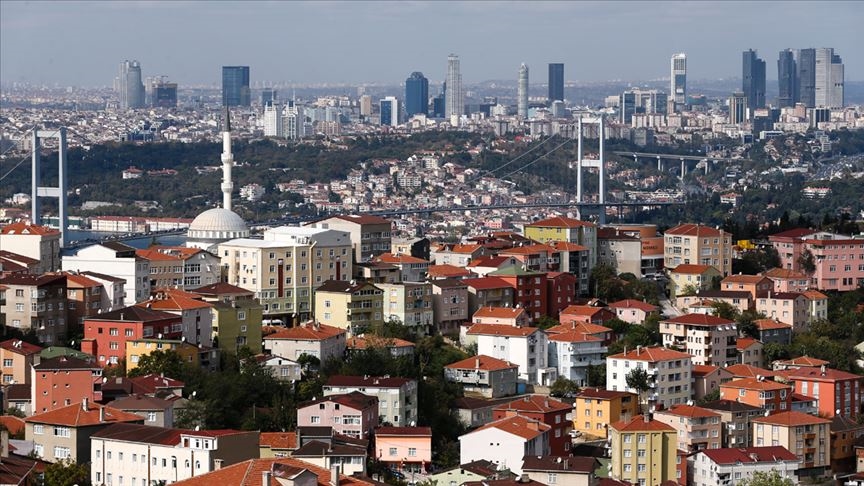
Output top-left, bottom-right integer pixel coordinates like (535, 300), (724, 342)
(536, 316), (560, 330)
(128, 349), (186, 378)
(587, 365), (606, 387)
(711, 301), (740, 321)
(798, 249), (816, 274)
(549, 377), (579, 398)
(625, 367), (651, 413)
(44, 458), (91, 486)
(736, 470), (794, 486)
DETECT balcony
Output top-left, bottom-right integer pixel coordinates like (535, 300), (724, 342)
(803, 433), (816, 439)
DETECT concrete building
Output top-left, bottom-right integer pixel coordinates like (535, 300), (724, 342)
(691, 446), (799, 486)
(444, 355), (519, 398)
(431, 278), (469, 335)
(606, 346), (693, 410)
(660, 314), (738, 367)
(663, 224), (733, 277)
(691, 365), (733, 402)
(263, 322), (347, 363)
(781, 365), (864, 419)
(701, 399), (764, 448)
(314, 280), (384, 334)
(466, 324), (552, 386)
(458, 415), (550, 475)
(0, 338), (42, 385)
(524, 216), (597, 270)
(0, 222), (62, 274)
(108, 395), (176, 427)
(135, 246), (221, 290)
(521, 455), (598, 486)
(608, 415), (678, 485)
(720, 377), (792, 413)
(0, 274), (68, 345)
(654, 404), (722, 452)
(573, 388), (638, 440)
(608, 299), (659, 325)
(667, 264), (723, 299)
(305, 215), (392, 263)
(297, 391), (378, 438)
(377, 282), (434, 334)
(548, 328), (606, 387)
(31, 356), (102, 414)
(136, 290), (214, 348)
(493, 395), (572, 455)
(751, 411), (831, 478)
(82, 306), (182, 367)
(90, 423), (259, 485)
(768, 229), (864, 292)
(218, 226), (354, 322)
(190, 282), (264, 354)
(63, 242), (150, 306)
(375, 426), (433, 475)
(755, 291), (810, 332)
(323, 375), (417, 427)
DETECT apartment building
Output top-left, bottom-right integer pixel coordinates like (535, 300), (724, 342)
(667, 264), (722, 299)
(523, 216), (598, 269)
(377, 281), (434, 334)
(444, 355), (519, 398)
(431, 278), (469, 334)
(314, 280), (384, 334)
(762, 267), (810, 293)
(31, 356), (102, 414)
(263, 322), (347, 363)
(720, 274), (774, 300)
(373, 254), (429, 282)
(701, 399), (764, 448)
(0, 222), (62, 275)
(374, 427), (433, 475)
(62, 242), (150, 306)
(719, 377), (793, 413)
(547, 241), (591, 297)
(755, 291), (810, 332)
(323, 375), (417, 426)
(691, 447), (800, 486)
(464, 277), (514, 315)
(458, 415), (550, 475)
(493, 395), (572, 455)
(606, 346), (693, 410)
(654, 404), (722, 452)
(608, 416), (678, 486)
(573, 388), (638, 440)
(751, 411), (832, 478)
(663, 223), (733, 276)
(218, 226), (353, 322)
(466, 324), (552, 386)
(781, 365), (864, 418)
(0, 274), (68, 345)
(691, 365), (733, 401)
(136, 290), (214, 348)
(769, 229), (864, 291)
(297, 392), (379, 438)
(81, 306), (182, 367)
(63, 272), (106, 329)
(488, 265), (548, 321)
(306, 214), (392, 263)
(0, 338), (42, 385)
(548, 329), (606, 387)
(136, 246), (220, 290)
(660, 313), (738, 367)
(190, 282), (264, 354)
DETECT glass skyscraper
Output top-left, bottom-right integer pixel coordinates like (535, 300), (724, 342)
(742, 49), (766, 111)
(548, 63), (564, 102)
(670, 53), (687, 106)
(777, 49), (797, 108)
(405, 72), (429, 117)
(445, 54), (463, 125)
(222, 66), (251, 107)
(118, 60), (145, 110)
(797, 49), (816, 108)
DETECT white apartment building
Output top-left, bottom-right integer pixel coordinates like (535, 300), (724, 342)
(63, 242), (150, 306)
(548, 331), (607, 387)
(466, 323), (554, 386)
(660, 314), (738, 367)
(606, 346), (694, 409)
(691, 446), (800, 486)
(323, 375), (418, 426)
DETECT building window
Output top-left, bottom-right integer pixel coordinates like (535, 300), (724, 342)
(54, 426), (71, 438)
(147, 412), (157, 422)
(408, 448), (417, 457)
(33, 424), (44, 435)
(389, 448), (397, 456)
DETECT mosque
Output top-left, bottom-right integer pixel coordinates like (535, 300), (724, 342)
(186, 109), (250, 250)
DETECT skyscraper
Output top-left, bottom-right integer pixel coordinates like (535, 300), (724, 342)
(380, 96), (399, 126)
(118, 60), (145, 110)
(548, 63), (564, 102)
(517, 63), (529, 119)
(261, 88), (277, 106)
(777, 49), (797, 108)
(222, 66), (251, 107)
(742, 49), (766, 112)
(728, 92), (747, 125)
(263, 102), (283, 137)
(670, 53), (687, 107)
(814, 48), (844, 108)
(150, 79), (177, 109)
(797, 49), (816, 108)
(445, 54), (463, 126)
(405, 72), (429, 117)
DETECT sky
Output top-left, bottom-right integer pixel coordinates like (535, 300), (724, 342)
(2, 1), (862, 87)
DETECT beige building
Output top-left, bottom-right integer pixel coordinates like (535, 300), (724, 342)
(660, 314), (738, 367)
(314, 280), (384, 334)
(306, 214), (392, 263)
(654, 404), (722, 452)
(701, 399), (764, 448)
(522, 455), (598, 486)
(609, 416), (678, 486)
(755, 291), (810, 332)
(377, 282), (434, 334)
(0, 223), (62, 275)
(663, 223), (733, 276)
(667, 264), (722, 299)
(218, 226), (353, 323)
(0, 338), (43, 385)
(0, 274), (68, 345)
(751, 411), (832, 478)
(136, 246), (221, 290)
(431, 278), (469, 335)
(263, 322), (347, 362)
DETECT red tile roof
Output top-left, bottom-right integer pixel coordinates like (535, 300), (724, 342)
(445, 355), (518, 372)
(721, 378), (790, 392)
(768, 228), (817, 239)
(136, 293), (212, 311)
(346, 335), (414, 351)
(527, 216), (595, 229)
(545, 322), (611, 336)
(575, 388), (636, 400)
(775, 356), (829, 368)
(494, 395), (570, 413)
(0, 415), (25, 435)
(473, 307), (526, 320)
(610, 416), (675, 432)
(725, 364), (775, 379)
(171, 457), (374, 486)
(782, 367), (861, 382)
(466, 324), (539, 337)
(0, 222), (60, 236)
(751, 411), (830, 427)
(561, 305), (609, 317)
(700, 446), (799, 465)
(469, 415), (551, 440)
(754, 319), (792, 331)
(762, 268), (808, 279)
(692, 365), (721, 377)
(736, 338), (761, 351)
(0, 339), (42, 356)
(427, 264), (474, 278)
(722, 274), (771, 284)
(375, 426), (432, 436)
(463, 276), (513, 290)
(375, 254), (429, 265)
(663, 314), (735, 326)
(664, 224), (728, 237)
(25, 402), (144, 427)
(260, 432), (297, 450)
(669, 264), (716, 274)
(264, 323), (346, 341)
(608, 299), (658, 312)
(606, 346), (692, 362)
(656, 404), (720, 419)
(547, 331), (602, 343)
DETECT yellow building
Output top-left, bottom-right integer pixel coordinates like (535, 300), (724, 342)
(126, 339), (201, 371)
(667, 263), (722, 299)
(524, 216), (597, 268)
(663, 223), (733, 277)
(314, 280), (384, 334)
(217, 226), (354, 323)
(574, 387), (639, 440)
(609, 415), (678, 486)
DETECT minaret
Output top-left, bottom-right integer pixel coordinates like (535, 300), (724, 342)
(221, 108), (234, 211)
(518, 63), (529, 119)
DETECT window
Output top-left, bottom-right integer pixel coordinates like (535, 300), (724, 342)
(34, 444), (43, 457)
(311, 416), (321, 424)
(33, 424), (44, 435)
(147, 412), (157, 422)
(389, 447), (397, 456)
(53, 446), (71, 459)
(547, 473), (557, 484)
(408, 448), (417, 457)
(54, 426), (71, 437)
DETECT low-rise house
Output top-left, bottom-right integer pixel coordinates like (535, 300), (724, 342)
(451, 396), (519, 429)
(667, 264), (722, 299)
(458, 415), (550, 475)
(559, 305), (616, 326)
(169, 456), (376, 486)
(4, 383), (32, 416)
(521, 455), (599, 486)
(494, 395), (572, 455)
(263, 321), (347, 363)
(701, 399), (764, 448)
(573, 388), (638, 440)
(345, 334), (415, 358)
(675, 290), (752, 315)
(751, 411), (832, 479)
(831, 415), (864, 474)
(323, 375), (417, 426)
(472, 307), (530, 328)
(257, 355), (302, 382)
(25, 400), (144, 463)
(444, 355), (519, 399)
(654, 404), (722, 452)
(691, 446), (800, 486)
(691, 365), (733, 401)
(428, 459), (509, 486)
(259, 431), (297, 458)
(607, 299), (659, 325)
(375, 426), (433, 475)
(0, 338), (42, 386)
(720, 274), (774, 300)
(292, 437), (368, 477)
(737, 338), (764, 367)
(753, 318), (793, 345)
(108, 394), (175, 428)
(90, 423), (259, 486)
(297, 392), (379, 439)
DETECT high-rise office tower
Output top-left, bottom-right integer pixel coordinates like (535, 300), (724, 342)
(777, 49), (797, 108)
(797, 49), (816, 108)
(118, 60), (145, 110)
(814, 48), (844, 108)
(380, 96), (399, 126)
(359, 95), (373, 117)
(548, 63), (564, 102)
(517, 63), (529, 118)
(263, 102), (283, 137)
(670, 53), (687, 106)
(261, 88), (277, 106)
(222, 66), (251, 107)
(728, 92), (747, 125)
(150, 79), (177, 108)
(445, 54), (463, 126)
(619, 89), (668, 124)
(742, 49), (766, 112)
(405, 72), (429, 117)
(282, 102), (303, 140)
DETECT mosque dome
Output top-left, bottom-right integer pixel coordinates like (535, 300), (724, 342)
(186, 208), (249, 249)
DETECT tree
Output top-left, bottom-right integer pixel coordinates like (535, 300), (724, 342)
(736, 470), (794, 486)
(711, 301), (740, 321)
(128, 350), (186, 378)
(44, 458), (91, 486)
(549, 377), (579, 398)
(625, 368), (651, 413)
(798, 249), (816, 274)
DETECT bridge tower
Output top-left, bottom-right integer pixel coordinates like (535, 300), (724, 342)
(31, 127), (68, 247)
(575, 115), (607, 224)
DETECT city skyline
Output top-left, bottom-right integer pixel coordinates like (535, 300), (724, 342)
(1, 1), (862, 87)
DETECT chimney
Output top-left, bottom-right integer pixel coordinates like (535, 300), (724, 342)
(476, 357), (481, 369)
(262, 471), (272, 486)
(820, 364), (826, 376)
(99, 406), (105, 422)
(643, 413), (650, 423)
(214, 458), (223, 470)
(330, 463), (341, 486)
(82, 398), (89, 411)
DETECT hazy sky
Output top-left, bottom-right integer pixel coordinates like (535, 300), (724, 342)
(2, 1), (862, 87)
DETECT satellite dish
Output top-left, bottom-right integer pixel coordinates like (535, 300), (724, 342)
(192, 391), (197, 398)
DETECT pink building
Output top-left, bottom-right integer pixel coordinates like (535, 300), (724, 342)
(374, 426), (433, 474)
(769, 229), (864, 292)
(297, 392), (378, 439)
(755, 291), (810, 332)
